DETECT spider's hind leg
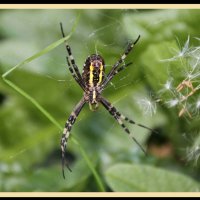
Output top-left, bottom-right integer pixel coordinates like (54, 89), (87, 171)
(117, 113), (156, 133)
(100, 97), (156, 155)
(61, 97), (86, 179)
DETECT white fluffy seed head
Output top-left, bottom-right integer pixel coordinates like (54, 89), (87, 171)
(166, 99), (179, 107)
(136, 96), (157, 116)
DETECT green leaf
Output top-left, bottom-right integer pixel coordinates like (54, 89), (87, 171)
(105, 163), (200, 192)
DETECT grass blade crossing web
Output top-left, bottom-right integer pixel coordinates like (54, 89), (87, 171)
(1, 16), (105, 192)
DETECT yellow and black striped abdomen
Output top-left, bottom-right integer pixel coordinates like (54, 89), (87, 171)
(82, 54), (105, 87)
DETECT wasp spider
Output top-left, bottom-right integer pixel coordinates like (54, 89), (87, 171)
(60, 22), (154, 178)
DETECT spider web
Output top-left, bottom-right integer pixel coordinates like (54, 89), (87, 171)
(2, 9), (200, 192)
(0, 9), (162, 162)
(0, 10), (170, 188)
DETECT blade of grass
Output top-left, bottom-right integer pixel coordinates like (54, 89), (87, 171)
(72, 136), (105, 192)
(2, 13), (79, 79)
(2, 35), (71, 78)
(1, 15), (105, 192)
(2, 78), (63, 130)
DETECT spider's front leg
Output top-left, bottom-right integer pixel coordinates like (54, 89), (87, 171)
(60, 22), (86, 91)
(101, 35), (140, 89)
(61, 97), (86, 179)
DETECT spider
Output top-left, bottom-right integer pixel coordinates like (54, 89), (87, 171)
(60, 22), (155, 179)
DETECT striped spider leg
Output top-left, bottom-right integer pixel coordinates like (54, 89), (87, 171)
(100, 97), (155, 155)
(60, 23), (85, 91)
(60, 97), (86, 179)
(60, 23), (87, 178)
(60, 22), (155, 179)
(100, 35), (140, 90)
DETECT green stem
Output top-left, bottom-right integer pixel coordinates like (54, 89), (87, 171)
(2, 78), (63, 130)
(2, 35), (71, 79)
(71, 137), (105, 192)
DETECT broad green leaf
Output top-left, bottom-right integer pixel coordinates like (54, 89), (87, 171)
(105, 163), (200, 192)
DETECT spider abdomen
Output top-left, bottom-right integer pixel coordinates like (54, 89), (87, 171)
(82, 54), (105, 87)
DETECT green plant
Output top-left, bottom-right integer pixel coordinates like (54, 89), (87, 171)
(1, 9), (200, 192)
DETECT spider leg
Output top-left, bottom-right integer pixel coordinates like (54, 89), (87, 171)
(61, 97), (86, 179)
(101, 35), (140, 89)
(100, 97), (157, 154)
(101, 62), (132, 89)
(110, 62), (132, 77)
(101, 62), (132, 86)
(60, 22), (85, 89)
(65, 56), (85, 90)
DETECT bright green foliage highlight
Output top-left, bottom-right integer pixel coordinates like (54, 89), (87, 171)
(105, 163), (200, 192)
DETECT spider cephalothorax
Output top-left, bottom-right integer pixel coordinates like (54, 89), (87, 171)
(60, 22), (155, 179)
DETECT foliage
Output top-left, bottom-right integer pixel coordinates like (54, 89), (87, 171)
(0, 9), (200, 192)
(105, 163), (200, 192)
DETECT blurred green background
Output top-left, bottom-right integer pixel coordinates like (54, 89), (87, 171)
(0, 9), (200, 192)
